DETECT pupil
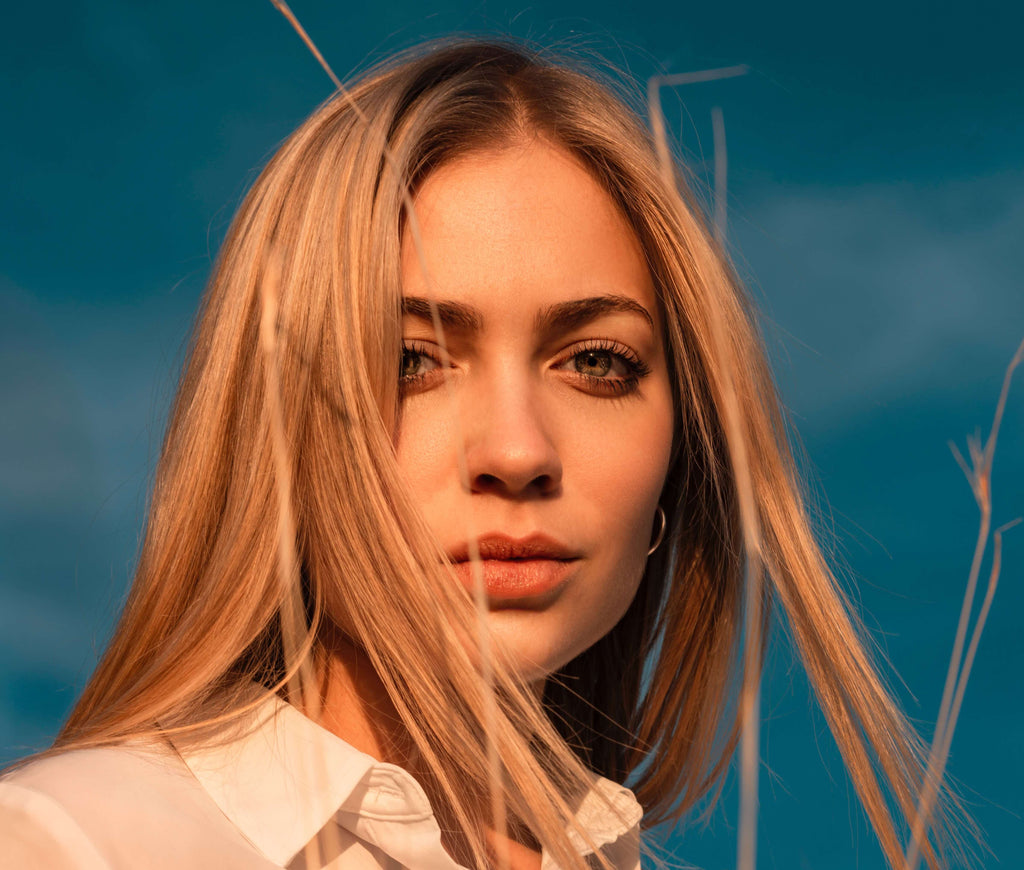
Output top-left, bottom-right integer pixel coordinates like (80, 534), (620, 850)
(401, 350), (420, 378)
(577, 351), (611, 376)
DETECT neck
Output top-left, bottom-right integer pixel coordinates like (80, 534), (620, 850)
(316, 622), (411, 766)
(312, 623), (544, 869)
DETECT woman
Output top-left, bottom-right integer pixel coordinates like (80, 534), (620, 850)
(0, 39), (953, 869)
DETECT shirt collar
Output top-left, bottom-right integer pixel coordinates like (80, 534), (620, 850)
(176, 693), (641, 867)
(178, 695), (377, 866)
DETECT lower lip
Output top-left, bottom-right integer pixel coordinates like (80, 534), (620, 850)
(452, 558), (576, 601)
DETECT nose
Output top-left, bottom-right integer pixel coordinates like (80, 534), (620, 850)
(462, 381), (562, 498)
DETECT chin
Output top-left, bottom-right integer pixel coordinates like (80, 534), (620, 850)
(484, 610), (591, 684)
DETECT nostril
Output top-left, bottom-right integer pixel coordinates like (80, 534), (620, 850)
(533, 473), (558, 495)
(474, 473), (501, 490)
(464, 418), (564, 496)
(470, 470), (561, 498)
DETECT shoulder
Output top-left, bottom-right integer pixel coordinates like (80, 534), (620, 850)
(0, 772), (110, 869)
(0, 746), (170, 870)
(0, 745), (272, 869)
(4, 742), (183, 792)
(2, 743), (192, 829)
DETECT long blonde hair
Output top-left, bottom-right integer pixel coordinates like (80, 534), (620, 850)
(56, 39), (951, 868)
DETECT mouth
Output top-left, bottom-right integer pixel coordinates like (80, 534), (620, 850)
(447, 533), (580, 603)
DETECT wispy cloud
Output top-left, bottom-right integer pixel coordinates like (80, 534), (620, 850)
(734, 170), (1024, 425)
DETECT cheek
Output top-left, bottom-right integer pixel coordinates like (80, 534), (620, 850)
(573, 395), (674, 530)
(566, 390), (674, 593)
(393, 397), (457, 507)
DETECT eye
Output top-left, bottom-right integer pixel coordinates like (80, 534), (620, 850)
(554, 340), (651, 396)
(400, 343), (442, 384)
(574, 349), (614, 378)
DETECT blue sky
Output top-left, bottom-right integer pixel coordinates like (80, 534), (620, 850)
(2, 1), (1023, 868)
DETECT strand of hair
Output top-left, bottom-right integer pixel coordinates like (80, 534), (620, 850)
(264, 5), (512, 865)
(647, 63), (763, 870)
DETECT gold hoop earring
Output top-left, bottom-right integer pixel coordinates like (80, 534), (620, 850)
(647, 505), (666, 556)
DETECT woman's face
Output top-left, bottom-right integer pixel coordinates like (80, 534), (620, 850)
(397, 139), (674, 680)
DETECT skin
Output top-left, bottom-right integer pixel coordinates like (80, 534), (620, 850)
(322, 138), (674, 869)
(395, 138), (675, 681)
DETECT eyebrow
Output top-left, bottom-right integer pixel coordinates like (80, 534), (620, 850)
(402, 297), (483, 332)
(536, 295), (655, 334)
(401, 294), (654, 335)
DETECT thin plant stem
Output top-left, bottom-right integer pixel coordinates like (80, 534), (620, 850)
(656, 65), (750, 89)
(647, 62), (761, 870)
(711, 106), (727, 247)
(265, 4), (510, 864)
(646, 65), (749, 194)
(903, 337), (1024, 870)
(259, 250), (328, 869)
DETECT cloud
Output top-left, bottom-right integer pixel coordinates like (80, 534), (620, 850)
(732, 170), (1024, 425)
(0, 284), (100, 514)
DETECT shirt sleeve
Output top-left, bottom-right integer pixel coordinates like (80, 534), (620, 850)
(0, 782), (112, 870)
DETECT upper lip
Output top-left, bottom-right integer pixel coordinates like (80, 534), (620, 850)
(447, 533), (579, 563)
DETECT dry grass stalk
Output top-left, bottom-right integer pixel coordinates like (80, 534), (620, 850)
(418, 250), (510, 869)
(646, 65), (749, 194)
(647, 66), (761, 870)
(710, 106), (727, 247)
(259, 249), (328, 868)
(258, 250), (318, 714)
(903, 336), (1024, 870)
(253, 19), (1021, 869)
(265, 3), (511, 866)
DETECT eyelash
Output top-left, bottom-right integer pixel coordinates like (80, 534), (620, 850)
(555, 339), (651, 396)
(399, 340), (446, 390)
(398, 338), (651, 396)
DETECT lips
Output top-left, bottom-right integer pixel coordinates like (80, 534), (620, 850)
(448, 533), (577, 563)
(448, 533), (580, 602)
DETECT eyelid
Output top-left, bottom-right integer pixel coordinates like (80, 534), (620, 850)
(551, 338), (651, 376)
(399, 339), (449, 391)
(403, 338), (442, 359)
(399, 337), (651, 396)
(549, 337), (652, 399)
(403, 338), (460, 366)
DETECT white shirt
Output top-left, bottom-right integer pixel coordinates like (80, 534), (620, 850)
(0, 697), (642, 869)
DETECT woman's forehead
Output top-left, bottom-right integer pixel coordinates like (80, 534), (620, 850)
(400, 140), (657, 325)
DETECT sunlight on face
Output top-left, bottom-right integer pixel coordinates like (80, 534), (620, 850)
(396, 140), (675, 680)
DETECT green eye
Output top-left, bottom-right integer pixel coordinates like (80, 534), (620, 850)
(574, 350), (613, 377)
(555, 339), (651, 397)
(400, 345), (441, 384)
(401, 349), (424, 379)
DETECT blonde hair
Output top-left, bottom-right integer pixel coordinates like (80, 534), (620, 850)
(55, 39), (952, 868)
